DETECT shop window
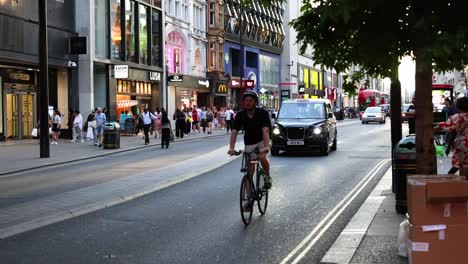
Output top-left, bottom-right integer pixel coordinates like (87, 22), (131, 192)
(139, 4), (148, 64)
(111, 0), (122, 60)
(95, 0), (109, 58)
(125, 0), (136, 62)
(151, 9), (162, 67)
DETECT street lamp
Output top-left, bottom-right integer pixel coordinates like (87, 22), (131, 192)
(39, 0), (50, 158)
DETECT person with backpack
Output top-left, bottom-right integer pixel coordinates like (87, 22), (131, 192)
(225, 105), (235, 134)
(140, 108), (156, 145)
(161, 108), (171, 148)
(173, 108), (186, 138)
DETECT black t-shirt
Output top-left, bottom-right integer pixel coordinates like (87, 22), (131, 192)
(233, 108), (271, 145)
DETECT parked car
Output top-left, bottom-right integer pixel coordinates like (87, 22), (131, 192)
(271, 99), (337, 156)
(361, 106), (386, 124)
(401, 103), (413, 122)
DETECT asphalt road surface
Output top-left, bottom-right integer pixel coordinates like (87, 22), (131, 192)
(0, 120), (392, 264)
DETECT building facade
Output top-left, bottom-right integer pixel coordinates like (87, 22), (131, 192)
(0, 0), (78, 141)
(223, 0), (285, 110)
(165, 0), (210, 115)
(76, 0), (165, 122)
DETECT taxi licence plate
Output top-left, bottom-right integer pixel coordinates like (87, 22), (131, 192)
(287, 140), (304, 146)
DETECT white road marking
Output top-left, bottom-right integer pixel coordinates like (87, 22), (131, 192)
(280, 159), (390, 264)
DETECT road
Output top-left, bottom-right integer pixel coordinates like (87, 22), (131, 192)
(0, 120), (391, 264)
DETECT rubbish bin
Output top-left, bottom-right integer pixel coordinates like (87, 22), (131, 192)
(103, 122), (121, 149)
(393, 135), (417, 214)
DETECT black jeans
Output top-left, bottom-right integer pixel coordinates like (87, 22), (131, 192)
(143, 124), (151, 143)
(226, 119), (232, 132)
(161, 128), (170, 147)
(201, 119), (207, 133)
(175, 119), (185, 138)
(408, 119), (415, 134)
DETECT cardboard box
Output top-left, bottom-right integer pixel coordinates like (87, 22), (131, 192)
(408, 223), (468, 264)
(407, 175), (468, 225)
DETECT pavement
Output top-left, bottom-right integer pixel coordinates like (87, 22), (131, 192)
(320, 143), (453, 264)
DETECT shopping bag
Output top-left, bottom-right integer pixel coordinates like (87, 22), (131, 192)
(86, 128), (94, 139)
(31, 128), (38, 137)
(170, 130), (175, 141)
(397, 219), (409, 257)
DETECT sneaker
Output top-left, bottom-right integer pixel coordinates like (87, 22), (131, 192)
(94, 143), (98, 146)
(69, 140), (75, 143)
(264, 175), (272, 189)
(98, 144), (102, 147)
(80, 140), (84, 143)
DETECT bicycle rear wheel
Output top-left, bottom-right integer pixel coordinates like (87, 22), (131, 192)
(256, 168), (269, 215)
(240, 176), (254, 225)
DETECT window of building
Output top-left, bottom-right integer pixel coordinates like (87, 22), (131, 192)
(139, 4), (148, 64)
(111, 0), (122, 60)
(209, 2), (215, 27)
(151, 9), (162, 67)
(95, 0), (109, 58)
(166, 0), (172, 15)
(175, 0), (180, 17)
(183, 0), (189, 20)
(125, 0), (136, 62)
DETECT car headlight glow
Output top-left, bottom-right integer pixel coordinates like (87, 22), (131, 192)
(313, 127), (322, 135)
(272, 127), (281, 135)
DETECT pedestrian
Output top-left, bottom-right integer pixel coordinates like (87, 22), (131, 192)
(225, 105), (235, 134)
(173, 108), (186, 138)
(70, 110), (83, 143)
(154, 107), (162, 139)
(206, 107), (214, 134)
(186, 108), (193, 134)
(192, 106), (200, 133)
(405, 96), (416, 134)
(87, 109), (97, 145)
(200, 107), (207, 133)
(435, 97), (468, 179)
(67, 108), (74, 140)
(51, 109), (62, 144)
(140, 108), (156, 145)
(95, 107), (106, 147)
(161, 108), (171, 148)
(212, 107), (218, 129)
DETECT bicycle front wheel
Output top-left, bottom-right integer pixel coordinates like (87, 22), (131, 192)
(240, 176), (254, 225)
(256, 169), (269, 215)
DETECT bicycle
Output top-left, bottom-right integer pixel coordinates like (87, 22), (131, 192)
(234, 150), (269, 226)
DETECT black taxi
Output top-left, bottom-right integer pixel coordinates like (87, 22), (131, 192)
(271, 99), (337, 155)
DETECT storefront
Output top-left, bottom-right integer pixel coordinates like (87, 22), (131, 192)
(112, 66), (161, 125)
(259, 52), (281, 110)
(0, 67), (70, 141)
(212, 80), (229, 108)
(168, 74), (211, 113)
(297, 64), (324, 99)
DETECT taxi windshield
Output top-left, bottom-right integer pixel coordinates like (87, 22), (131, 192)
(278, 102), (325, 119)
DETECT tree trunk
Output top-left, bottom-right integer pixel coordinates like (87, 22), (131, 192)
(415, 58), (436, 174)
(390, 74), (402, 192)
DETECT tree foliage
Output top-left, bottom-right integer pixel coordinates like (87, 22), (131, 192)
(292, 0), (468, 79)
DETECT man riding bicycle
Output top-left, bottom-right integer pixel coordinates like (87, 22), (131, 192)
(228, 90), (272, 189)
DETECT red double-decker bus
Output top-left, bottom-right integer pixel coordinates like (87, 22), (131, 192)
(357, 89), (390, 116)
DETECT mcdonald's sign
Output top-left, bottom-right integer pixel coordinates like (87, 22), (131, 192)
(217, 83), (228, 94)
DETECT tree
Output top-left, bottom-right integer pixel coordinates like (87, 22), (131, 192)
(292, 0), (468, 174)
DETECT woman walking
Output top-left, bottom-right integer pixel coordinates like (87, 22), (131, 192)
(161, 108), (171, 148)
(435, 97), (468, 179)
(154, 107), (162, 139)
(51, 110), (62, 144)
(206, 107), (214, 134)
(87, 109), (97, 145)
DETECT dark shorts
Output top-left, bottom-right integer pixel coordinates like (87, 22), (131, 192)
(52, 124), (60, 132)
(193, 121), (199, 125)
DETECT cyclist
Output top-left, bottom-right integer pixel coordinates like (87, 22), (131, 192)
(228, 90), (272, 189)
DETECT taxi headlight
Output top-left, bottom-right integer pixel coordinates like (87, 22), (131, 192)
(313, 127), (322, 135)
(272, 127), (281, 135)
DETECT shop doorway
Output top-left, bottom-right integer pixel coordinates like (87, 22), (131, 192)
(5, 92), (36, 140)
